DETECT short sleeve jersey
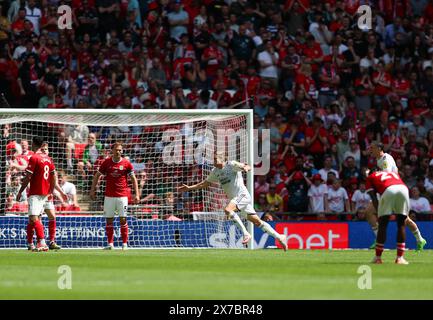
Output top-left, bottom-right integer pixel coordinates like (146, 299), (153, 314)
(26, 153), (56, 196)
(376, 153), (398, 173)
(98, 157), (134, 197)
(366, 171), (406, 195)
(206, 161), (249, 200)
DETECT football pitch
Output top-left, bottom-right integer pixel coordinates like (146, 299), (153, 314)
(1, 249), (432, 300)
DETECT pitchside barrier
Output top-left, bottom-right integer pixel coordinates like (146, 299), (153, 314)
(1, 214), (432, 249)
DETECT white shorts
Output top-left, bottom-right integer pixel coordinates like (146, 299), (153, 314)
(230, 193), (256, 217)
(28, 195), (49, 216)
(104, 196), (128, 218)
(44, 201), (54, 211)
(378, 185), (410, 217)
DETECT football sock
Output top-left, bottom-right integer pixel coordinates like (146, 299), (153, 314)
(397, 243), (405, 258)
(228, 211), (249, 236)
(412, 227), (422, 243)
(375, 243), (384, 258)
(106, 221), (114, 244)
(120, 221), (128, 244)
(48, 219), (56, 243)
(260, 221), (280, 239)
(372, 226), (378, 237)
(34, 220), (45, 241)
(26, 222), (34, 244)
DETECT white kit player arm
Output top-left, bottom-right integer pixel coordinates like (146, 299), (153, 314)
(229, 161), (251, 172)
(178, 171), (213, 193)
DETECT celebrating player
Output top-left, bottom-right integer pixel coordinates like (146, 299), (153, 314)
(368, 142), (426, 251)
(90, 142), (140, 250)
(16, 137), (66, 252)
(366, 168), (410, 264)
(178, 151), (288, 250)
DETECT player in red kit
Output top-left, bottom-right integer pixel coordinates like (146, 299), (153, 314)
(366, 167), (410, 265)
(16, 137), (66, 252)
(90, 142), (140, 250)
(37, 142), (68, 250)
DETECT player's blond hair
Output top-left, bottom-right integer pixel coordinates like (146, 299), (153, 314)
(112, 142), (123, 150)
(215, 150), (227, 162)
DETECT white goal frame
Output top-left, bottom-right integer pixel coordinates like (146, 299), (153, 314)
(0, 109), (255, 249)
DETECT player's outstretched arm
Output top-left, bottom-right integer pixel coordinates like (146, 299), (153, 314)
(90, 171), (103, 200)
(243, 164), (252, 172)
(232, 161), (251, 172)
(178, 180), (210, 192)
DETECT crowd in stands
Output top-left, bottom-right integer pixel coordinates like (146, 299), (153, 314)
(1, 0), (433, 221)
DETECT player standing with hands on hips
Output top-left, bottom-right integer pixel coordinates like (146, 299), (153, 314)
(178, 151), (288, 250)
(90, 142), (140, 250)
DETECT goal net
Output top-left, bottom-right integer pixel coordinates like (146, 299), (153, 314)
(0, 109), (254, 249)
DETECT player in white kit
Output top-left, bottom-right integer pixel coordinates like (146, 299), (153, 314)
(368, 142), (426, 251)
(178, 152), (288, 250)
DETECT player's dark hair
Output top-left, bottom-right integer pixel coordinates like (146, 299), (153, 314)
(32, 136), (44, 148)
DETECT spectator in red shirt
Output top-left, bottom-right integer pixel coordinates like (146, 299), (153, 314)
(372, 61), (392, 108)
(383, 122), (405, 160)
(202, 37), (223, 79)
(305, 117), (329, 168)
(302, 34), (323, 73)
(244, 64), (261, 96)
(354, 69), (374, 112)
(211, 82), (232, 108)
(295, 63), (317, 101)
(318, 56), (340, 108)
(11, 8), (29, 36)
(424, 0), (433, 24)
(392, 70), (411, 108)
(107, 84), (124, 108)
(211, 68), (229, 90)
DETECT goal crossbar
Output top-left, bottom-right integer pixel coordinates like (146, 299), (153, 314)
(0, 109), (255, 249)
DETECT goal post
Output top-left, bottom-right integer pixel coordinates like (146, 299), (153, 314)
(0, 109), (255, 249)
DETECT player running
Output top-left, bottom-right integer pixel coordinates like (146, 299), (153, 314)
(178, 151), (288, 250)
(16, 137), (66, 252)
(366, 168), (410, 264)
(368, 142), (426, 251)
(90, 142), (140, 250)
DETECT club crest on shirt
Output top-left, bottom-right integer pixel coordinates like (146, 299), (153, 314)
(119, 165), (124, 170)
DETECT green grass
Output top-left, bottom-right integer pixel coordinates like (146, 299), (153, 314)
(0, 249), (432, 300)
